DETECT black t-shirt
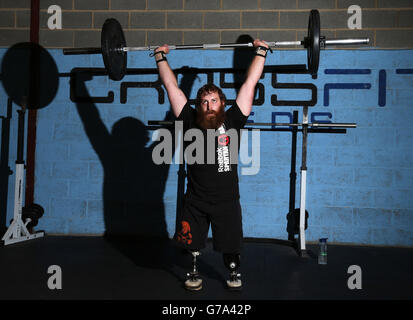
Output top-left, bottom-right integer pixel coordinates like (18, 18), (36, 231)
(177, 102), (248, 201)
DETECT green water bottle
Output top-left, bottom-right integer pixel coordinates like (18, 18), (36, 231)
(318, 238), (328, 265)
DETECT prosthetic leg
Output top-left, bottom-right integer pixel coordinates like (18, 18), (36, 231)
(185, 250), (202, 291)
(224, 253), (242, 290)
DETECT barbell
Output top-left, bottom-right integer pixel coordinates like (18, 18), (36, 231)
(63, 9), (370, 81)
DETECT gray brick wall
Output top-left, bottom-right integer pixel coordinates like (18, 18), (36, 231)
(0, 0), (413, 48)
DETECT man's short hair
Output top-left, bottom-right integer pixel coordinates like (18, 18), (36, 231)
(195, 84), (227, 108)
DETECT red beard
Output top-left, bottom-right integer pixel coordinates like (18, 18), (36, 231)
(196, 105), (226, 130)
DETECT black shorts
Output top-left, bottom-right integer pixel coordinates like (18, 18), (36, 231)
(175, 196), (243, 253)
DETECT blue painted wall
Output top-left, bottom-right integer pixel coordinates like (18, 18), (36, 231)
(1, 49), (413, 246)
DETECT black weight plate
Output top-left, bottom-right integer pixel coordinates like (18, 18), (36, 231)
(1, 42), (59, 109)
(307, 10), (320, 79)
(286, 208), (309, 234)
(28, 203), (45, 217)
(101, 18), (127, 81)
(22, 206), (42, 219)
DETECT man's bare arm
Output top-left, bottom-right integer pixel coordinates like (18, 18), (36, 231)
(236, 40), (269, 117)
(154, 45), (188, 118)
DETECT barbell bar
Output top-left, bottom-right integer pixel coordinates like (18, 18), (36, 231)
(62, 10), (370, 81)
(120, 38), (368, 52)
(147, 120), (357, 128)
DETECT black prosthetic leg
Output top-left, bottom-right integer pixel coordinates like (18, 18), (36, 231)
(185, 250), (202, 291)
(223, 253), (242, 290)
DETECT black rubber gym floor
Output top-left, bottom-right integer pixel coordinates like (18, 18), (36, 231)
(1, 235), (412, 301)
